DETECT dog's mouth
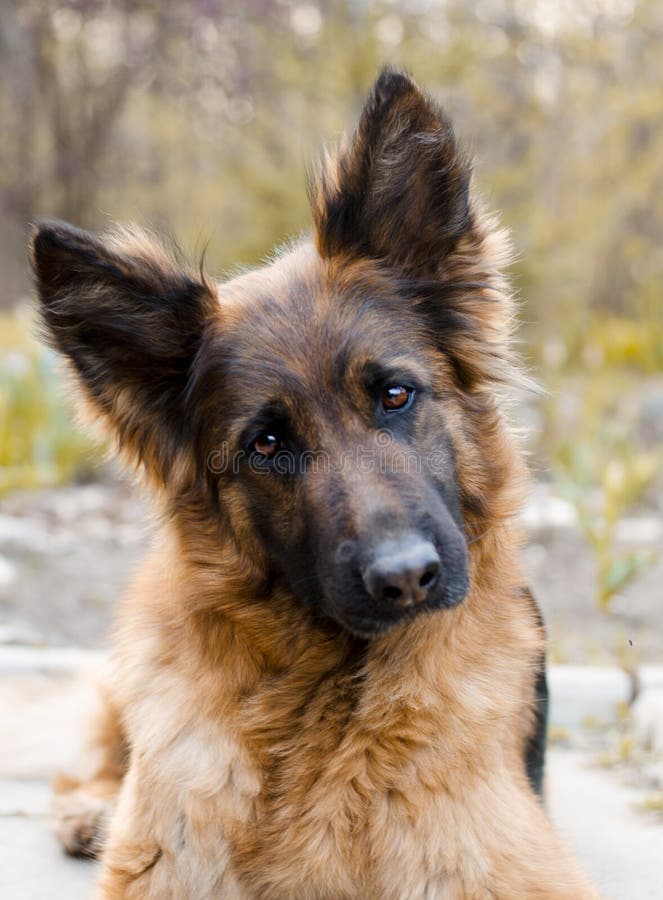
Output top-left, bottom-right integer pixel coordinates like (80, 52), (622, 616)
(326, 575), (469, 639)
(307, 532), (470, 639)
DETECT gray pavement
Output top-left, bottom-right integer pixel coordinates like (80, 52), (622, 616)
(1, 658), (661, 898)
(0, 801), (96, 900)
(548, 749), (662, 900)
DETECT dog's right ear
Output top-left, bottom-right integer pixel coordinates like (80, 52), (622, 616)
(310, 68), (472, 276)
(30, 220), (218, 484)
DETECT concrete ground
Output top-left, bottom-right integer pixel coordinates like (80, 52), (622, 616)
(547, 749), (662, 900)
(0, 656), (661, 899)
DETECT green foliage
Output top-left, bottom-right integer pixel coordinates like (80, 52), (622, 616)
(584, 314), (663, 371)
(639, 792), (663, 818)
(0, 310), (96, 495)
(549, 377), (661, 612)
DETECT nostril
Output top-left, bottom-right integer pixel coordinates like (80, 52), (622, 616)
(361, 537), (441, 610)
(419, 563), (440, 590)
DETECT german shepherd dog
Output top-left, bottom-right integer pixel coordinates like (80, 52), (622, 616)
(31, 70), (599, 899)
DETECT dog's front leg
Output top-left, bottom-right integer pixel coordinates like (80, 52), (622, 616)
(95, 761), (247, 900)
(52, 682), (127, 858)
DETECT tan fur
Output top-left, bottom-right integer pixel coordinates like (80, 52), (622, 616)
(60, 266), (588, 900)
(72, 505), (598, 898)
(35, 243), (600, 900)
(45, 242), (600, 900)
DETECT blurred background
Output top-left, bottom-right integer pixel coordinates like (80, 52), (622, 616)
(0, 7), (662, 890)
(0, 0), (661, 667)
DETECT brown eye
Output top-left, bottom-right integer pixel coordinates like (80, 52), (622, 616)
(253, 433), (281, 459)
(382, 385), (413, 412)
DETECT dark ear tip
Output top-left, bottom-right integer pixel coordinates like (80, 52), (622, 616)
(29, 220), (55, 260)
(29, 219), (74, 266)
(373, 67), (418, 105)
(29, 219), (104, 286)
(30, 217), (86, 252)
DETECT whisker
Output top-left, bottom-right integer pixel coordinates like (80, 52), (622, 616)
(467, 526), (495, 545)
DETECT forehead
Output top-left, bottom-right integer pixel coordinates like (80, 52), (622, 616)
(207, 242), (434, 415)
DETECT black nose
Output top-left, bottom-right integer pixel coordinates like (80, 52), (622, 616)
(362, 537), (441, 608)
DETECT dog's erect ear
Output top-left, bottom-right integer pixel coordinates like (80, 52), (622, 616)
(310, 68), (472, 274)
(30, 220), (217, 483)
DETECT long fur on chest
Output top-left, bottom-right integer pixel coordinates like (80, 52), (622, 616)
(104, 526), (543, 899)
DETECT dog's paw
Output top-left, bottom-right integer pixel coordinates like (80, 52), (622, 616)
(51, 775), (116, 858)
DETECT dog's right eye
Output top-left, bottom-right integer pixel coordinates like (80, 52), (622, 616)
(252, 433), (282, 459)
(382, 385), (415, 412)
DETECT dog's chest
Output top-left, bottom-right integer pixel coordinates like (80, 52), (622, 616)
(240, 761), (451, 898)
(125, 639), (503, 897)
(227, 682), (466, 898)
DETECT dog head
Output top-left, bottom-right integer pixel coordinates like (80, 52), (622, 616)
(31, 70), (519, 638)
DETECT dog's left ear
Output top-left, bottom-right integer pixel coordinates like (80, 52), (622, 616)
(310, 68), (472, 275)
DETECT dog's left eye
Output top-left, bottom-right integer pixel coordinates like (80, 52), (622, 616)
(252, 433), (282, 459)
(382, 385), (414, 412)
